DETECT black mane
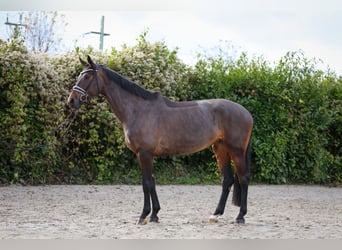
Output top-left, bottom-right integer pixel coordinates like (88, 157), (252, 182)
(101, 65), (158, 100)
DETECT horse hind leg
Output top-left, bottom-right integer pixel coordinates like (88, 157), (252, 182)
(209, 141), (234, 223)
(230, 140), (251, 224)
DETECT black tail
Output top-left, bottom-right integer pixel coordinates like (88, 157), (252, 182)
(232, 174), (241, 207)
(232, 137), (252, 207)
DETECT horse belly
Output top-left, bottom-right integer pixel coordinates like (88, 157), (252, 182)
(154, 114), (218, 156)
(156, 138), (215, 156)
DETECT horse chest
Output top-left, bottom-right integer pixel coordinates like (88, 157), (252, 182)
(123, 127), (135, 150)
(123, 126), (155, 153)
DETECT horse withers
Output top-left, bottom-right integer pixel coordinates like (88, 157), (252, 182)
(67, 56), (253, 224)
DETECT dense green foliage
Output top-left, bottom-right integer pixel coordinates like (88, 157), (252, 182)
(190, 52), (341, 184)
(0, 36), (341, 185)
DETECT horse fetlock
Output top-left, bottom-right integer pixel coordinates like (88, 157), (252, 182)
(142, 205), (151, 215)
(235, 217), (245, 224)
(240, 207), (247, 216)
(236, 211), (246, 224)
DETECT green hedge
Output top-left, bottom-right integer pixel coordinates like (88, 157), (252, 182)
(190, 52), (341, 184)
(0, 36), (341, 185)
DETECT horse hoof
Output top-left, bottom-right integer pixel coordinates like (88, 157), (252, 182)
(137, 218), (148, 225)
(236, 218), (245, 224)
(150, 216), (159, 223)
(209, 215), (220, 223)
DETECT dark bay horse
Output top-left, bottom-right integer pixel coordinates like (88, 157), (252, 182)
(68, 56), (253, 224)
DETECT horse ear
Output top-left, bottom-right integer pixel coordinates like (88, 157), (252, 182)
(87, 55), (96, 69)
(79, 57), (89, 67)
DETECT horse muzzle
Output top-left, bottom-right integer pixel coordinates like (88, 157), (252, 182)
(68, 87), (91, 109)
(68, 95), (81, 109)
(68, 93), (90, 109)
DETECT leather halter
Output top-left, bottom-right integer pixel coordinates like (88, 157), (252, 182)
(71, 68), (100, 103)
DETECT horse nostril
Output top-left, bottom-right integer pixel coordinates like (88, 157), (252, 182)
(68, 98), (75, 106)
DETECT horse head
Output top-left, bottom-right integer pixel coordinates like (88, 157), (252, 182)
(68, 55), (101, 109)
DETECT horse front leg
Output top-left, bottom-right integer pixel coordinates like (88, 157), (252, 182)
(149, 169), (160, 223)
(137, 149), (160, 225)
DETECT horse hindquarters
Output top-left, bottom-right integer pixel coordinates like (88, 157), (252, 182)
(212, 100), (253, 223)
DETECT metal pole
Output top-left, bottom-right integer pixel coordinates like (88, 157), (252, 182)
(99, 16), (104, 51)
(83, 15), (109, 51)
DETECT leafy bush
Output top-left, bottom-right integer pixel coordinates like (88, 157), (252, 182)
(0, 38), (63, 184)
(0, 35), (341, 185)
(188, 51), (342, 184)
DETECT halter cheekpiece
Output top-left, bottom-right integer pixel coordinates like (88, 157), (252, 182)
(71, 68), (99, 103)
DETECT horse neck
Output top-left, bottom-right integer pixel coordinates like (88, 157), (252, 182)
(102, 79), (145, 125)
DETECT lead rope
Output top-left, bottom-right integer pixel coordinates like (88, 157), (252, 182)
(0, 110), (78, 152)
(49, 109), (78, 139)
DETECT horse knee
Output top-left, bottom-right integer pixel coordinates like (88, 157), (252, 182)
(142, 181), (151, 193)
(142, 177), (154, 191)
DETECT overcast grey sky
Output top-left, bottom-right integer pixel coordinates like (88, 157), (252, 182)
(1, 0), (341, 74)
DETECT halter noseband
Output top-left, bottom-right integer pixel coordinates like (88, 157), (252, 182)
(72, 68), (100, 104)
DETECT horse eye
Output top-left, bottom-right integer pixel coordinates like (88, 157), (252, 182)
(84, 74), (90, 80)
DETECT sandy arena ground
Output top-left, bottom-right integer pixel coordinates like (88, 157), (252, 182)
(0, 185), (341, 239)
